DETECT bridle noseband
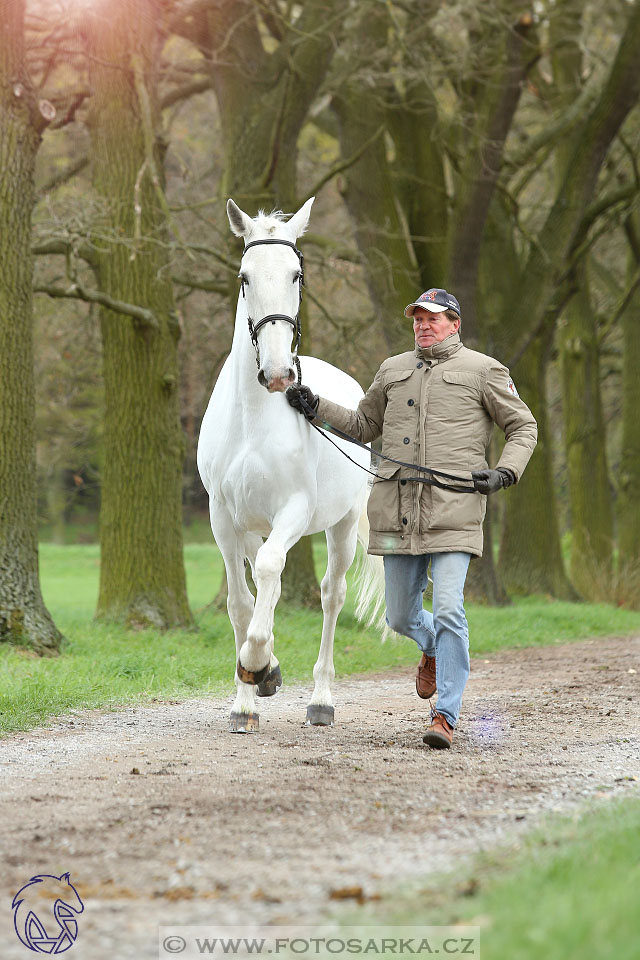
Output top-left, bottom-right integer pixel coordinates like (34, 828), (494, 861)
(239, 238), (304, 382)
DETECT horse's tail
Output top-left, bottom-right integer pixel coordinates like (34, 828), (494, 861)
(353, 492), (390, 639)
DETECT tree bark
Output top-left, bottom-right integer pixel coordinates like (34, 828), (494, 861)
(86, 0), (193, 629)
(618, 215), (640, 600)
(499, 331), (577, 598)
(559, 266), (613, 598)
(387, 76), (448, 294)
(551, 0), (613, 599)
(0, 0), (62, 653)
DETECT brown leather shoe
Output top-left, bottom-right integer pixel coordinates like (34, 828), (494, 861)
(416, 653), (436, 699)
(423, 710), (453, 749)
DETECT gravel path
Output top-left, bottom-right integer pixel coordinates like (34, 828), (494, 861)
(1, 635), (638, 959)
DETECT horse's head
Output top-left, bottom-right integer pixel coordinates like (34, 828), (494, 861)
(227, 196), (315, 392)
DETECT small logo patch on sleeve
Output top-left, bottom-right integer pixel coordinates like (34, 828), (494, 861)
(507, 377), (519, 398)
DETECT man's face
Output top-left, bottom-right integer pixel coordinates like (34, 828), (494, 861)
(412, 307), (460, 348)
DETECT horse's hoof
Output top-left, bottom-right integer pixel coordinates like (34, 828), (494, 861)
(257, 664), (282, 698)
(306, 704), (334, 726)
(236, 659), (270, 686)
(229, 711), (259, 733)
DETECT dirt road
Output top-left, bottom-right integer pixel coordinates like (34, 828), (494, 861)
(1, 635), (638, 959)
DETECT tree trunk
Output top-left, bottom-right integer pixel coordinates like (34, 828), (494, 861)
(618, 216), (640, 604)
(281, 537), (321, 607)
(86, 0), (193, 629)
(447, 6), (537, 347)
(545, 0), (613, 599)
(0, 0), (62, 653)
(46, 467), (69, 545)
(499, 333), (577, 598)
(559, 267), (613, 598)
(330, 116), (418, 357)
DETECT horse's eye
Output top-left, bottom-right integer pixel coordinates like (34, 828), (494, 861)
(239, 274), (249, 286)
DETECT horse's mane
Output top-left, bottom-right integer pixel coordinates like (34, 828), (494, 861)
(253, 209), (305, 236)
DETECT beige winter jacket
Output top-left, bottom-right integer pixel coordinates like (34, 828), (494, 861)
(315, 332), (537, 557)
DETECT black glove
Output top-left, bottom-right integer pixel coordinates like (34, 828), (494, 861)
(471, 467), (516, 494)
(286, 383), (319, 421)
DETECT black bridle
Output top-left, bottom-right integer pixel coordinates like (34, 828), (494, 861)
(239, 238), (304, 381)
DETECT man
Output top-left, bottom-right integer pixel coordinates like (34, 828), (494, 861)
(286, 289), (537, 749)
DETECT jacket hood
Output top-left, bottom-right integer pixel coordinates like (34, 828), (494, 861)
(415, 331), (463, 361)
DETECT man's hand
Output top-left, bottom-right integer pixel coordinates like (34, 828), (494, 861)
(286, 383), (319, 421)
(471, 468), (516, 494)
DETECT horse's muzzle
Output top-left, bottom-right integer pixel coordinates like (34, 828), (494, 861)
(258, 367), (296, 392)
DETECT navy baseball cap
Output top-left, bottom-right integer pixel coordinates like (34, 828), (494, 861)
(404, 288), (461, 318)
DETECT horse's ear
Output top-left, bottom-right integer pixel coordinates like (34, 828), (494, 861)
(227, 199), (253, 238)
(286, 196), (315, 240)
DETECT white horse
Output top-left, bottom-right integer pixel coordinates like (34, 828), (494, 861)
(197, 197), (381, 732)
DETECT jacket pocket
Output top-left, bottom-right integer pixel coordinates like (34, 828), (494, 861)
(441, 371), (482, 389)
(385, 368), (415, 387)
(428, 485), (485, 532)
(367, 463), (403, 532)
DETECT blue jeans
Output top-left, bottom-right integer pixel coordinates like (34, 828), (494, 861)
(383, 552), (471, 728)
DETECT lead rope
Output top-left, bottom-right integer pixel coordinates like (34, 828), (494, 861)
(297, 395), (478, 494)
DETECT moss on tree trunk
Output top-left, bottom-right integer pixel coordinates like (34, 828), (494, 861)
(87, 0), (193, 629)
(499, 337), (576, 599)
(618, 217), (640, 600)
(559, 270), (613, 598)
(0, 0), (62, 653)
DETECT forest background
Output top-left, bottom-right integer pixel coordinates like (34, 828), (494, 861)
(2, 0), (640, 653)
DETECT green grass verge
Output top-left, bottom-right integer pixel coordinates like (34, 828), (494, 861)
(0, 542), (639, 735)
(345, 794), (640, 960)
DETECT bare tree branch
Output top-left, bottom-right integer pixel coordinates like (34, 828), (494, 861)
(181, 242), (237, 271)
(38, 155), (89, 196)
(33, 282), (158, 329)
(171, 274), (228, 294)
(580, 182), (640, 234)
(597, 265), (640, 345)
(304, 124), (385, 202)
(50, 91), (90, 129)
(503, 81), (600, 174)
(32, 237), (97, 265)
(160, 77), (212, 110)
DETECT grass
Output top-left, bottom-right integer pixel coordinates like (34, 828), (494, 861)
(345, 794), (640, 960)
(0, 541), (639, 735)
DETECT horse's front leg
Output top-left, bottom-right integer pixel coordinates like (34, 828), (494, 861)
(237, 496), (310, 687)
(208, 500), (261, 732)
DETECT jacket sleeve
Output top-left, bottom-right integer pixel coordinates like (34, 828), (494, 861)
(314, 368), (386, 444)
(482, 363), (537, 481)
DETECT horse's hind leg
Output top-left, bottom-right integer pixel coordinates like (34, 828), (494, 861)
(307, 504), (359, 727)
(209, 500), (259, 732)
